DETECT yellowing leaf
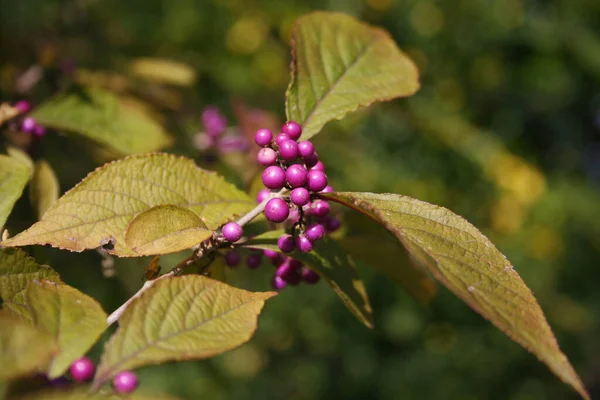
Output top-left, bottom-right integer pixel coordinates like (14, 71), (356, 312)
(0, 316), (57, 381)
(286, 12), (419, 140)
(30, 160), (60, 220)
(0, 154), (31, 229)
(323, 191), (589, 400)
(129, 58), (197, 87)
(4, 153), (254, 256)
(244, 231), (373, 328)
(0, 248), (61, 323)
(125, 205), (213, 256)
(340, 236), (437, 304)
(26, 280), (107, 378)
(31, 86), (172, 155)
(92, 275), (275, 388)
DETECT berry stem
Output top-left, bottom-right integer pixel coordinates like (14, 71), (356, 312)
(235, 188), (287, 227)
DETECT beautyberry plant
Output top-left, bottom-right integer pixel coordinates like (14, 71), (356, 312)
(0, 11), (589, 400)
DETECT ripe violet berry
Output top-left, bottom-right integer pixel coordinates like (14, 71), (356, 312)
(257, 147), (277, 166)
(290, 187), (310, 207)
(21, 117), (36, 133)
(14, 100), (31, 113)
(302, 266), (320, 284)
(296, 234), (313, 253)
(256, 189), (271, 204)
(33, 124), (46, 137)
(282, 121), (302, 140)
(113, 371), (139, 394)
(202, 106), (227, 137)
(246, 253), (262, 269)
(254, 128), (273, 146)
(275, 132), (291, 147)
(285, 164), (308, 188)
(222, 222), (243, 242)
(303, 152), (319, 169)
(297, 141), (314, 158)
(272, 275), (287, 290)
(277, 234), (296, 253)
(305, 222), (325, 242)
(69, 357), (95, 382)
(262, 166), (286, 189)
(225, 251), (241, 267)
(307, 170), (328, 192)
(321, 185), (334, 193)
(325, 217), (341, 232)
(309, 161), (325, 172)
(264, 198), (289, 223)
(279, 139), (299, 161)
(312, 199), (331, 218)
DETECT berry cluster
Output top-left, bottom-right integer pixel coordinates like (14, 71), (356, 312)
(218, 121), (339, 290)
(13, 100), (47, 137)
(66, 357), (138, 394)
(194, 105), (248, 153)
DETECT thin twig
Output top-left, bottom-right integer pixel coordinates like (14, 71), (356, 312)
(106, 189), (288, 326)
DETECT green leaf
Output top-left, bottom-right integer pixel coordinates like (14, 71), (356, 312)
(285, 12), (419, 140)
(26, 280), (107, 379)
(92, 275), (275, 389)
(244, 230), (373, 328)
(0, 154), (31, 229)
(31, 86), (172, 155)
(125, 205), (213, 256)
(129, 57), (197, 87)
(30, 160), (60, 220)
(340, 236), (437, 304)
(0, 248), (61, 323)
(322, 191), (589, 400)
(4, 153), (254, 257)
(0, 316), (57, 381)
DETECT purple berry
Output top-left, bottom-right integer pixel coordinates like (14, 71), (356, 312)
(254, 128), (273, 146)
(275, 133), (290, 147)
(256, 189), (271, 204)
(21, 117), (36, 133)
(257, 148), (277, 166)
(296, 234), (313, 253)
(289, 259), (303, 269)
(222, 222), (243, 242)
(218, 135), (248, 153)
(202, 106), (227, 137)
(263, 249), (279, 259)
(33, 124), (46, 137)
(277, 234), (296, 253)
(264, 198), (289, 223)
(279, 140), (299, 161)
(285, 164), (308, 188)
(225, 251), (241, 267)
(301, 266), (320, 284)
(282, 121), (302, 140)
(309, 161), (325, 172)
(303, 152), (319, 168)
(287, 208), (300, 223)
(320, 185), (334, 193)
(325, 217), (341, 232)
(312, 200), (331, 218)
(307, 170), (328, 192)
(290, 187), (310, 207)
(297, 141), (314, 158)
(14, 100), (31, 113)
(246, 253), (262, 269)
(69, 357), (95, 382)
(276, 261), (302, 285)
(272, 275), (287, 290)
(305, 223), (325, 242)
(262, 166), (286, 190)
(113, 371), (139, 394)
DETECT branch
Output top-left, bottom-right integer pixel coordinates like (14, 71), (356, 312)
(106, 189), (287, 326)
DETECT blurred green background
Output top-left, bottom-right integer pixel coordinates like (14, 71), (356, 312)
(2, 0), (600, 399)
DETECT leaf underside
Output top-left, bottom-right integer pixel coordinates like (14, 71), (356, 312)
(3, 153), (254, 256)
(93, 275), (275, 388)
(322, 191), (589, 400)
(0, 154), (31, 229)
(285, 12), (420, 140)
